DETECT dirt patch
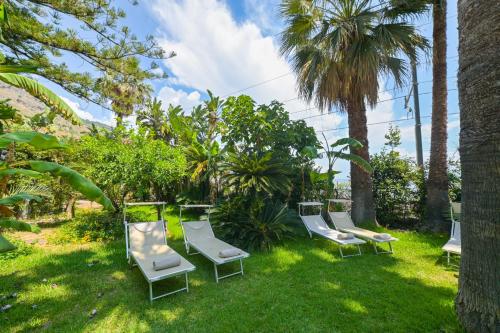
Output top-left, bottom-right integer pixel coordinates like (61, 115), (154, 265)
(13, 228), (57, 247)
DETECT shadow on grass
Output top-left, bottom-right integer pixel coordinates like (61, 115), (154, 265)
(0, 233), (461, 333)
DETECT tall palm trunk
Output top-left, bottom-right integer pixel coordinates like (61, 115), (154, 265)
(347, 100), (375, 224)
(426, 0), (449, 232)
(455, 0), (500, 331)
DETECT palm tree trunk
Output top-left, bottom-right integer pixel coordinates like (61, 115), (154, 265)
(425, 0), (449, 232)
(347, 100), (376, 224)
(455, 1), (500, 331)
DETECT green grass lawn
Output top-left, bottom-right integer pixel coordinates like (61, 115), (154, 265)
(0, 208), (461, 332)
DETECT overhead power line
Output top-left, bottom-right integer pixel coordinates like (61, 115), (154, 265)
(290, 88), (458, 121)
(315, 112), (460, 133)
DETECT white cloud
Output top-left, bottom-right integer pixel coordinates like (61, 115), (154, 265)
(243, 0), (283, 35)
(61, 97), (115, 127)
(148, 0), (430, 179)
(151, 0), (296, 104)
(157, 86), (202, 113)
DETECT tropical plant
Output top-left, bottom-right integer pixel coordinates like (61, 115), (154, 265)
(221, 151), (292, 197)
(456, 2), (499, 330)
(0, 64), (113, 251)
(137, 98), (175, 142)
(320, 135), (373, 199)
(280, 0), (428, 223)
(213, 198), (296, 251)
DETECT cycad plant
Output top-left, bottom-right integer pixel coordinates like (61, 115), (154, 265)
(221, 151), (292, 197)
(280, 0), (428, 223)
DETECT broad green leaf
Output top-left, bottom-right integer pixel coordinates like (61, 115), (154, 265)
(0, 235), (16, 253)
(0, 64), (37, 74)
(0, 73), (80, 125)
(0, 193), (42, 205)
(0, 168), (42, 178)
(331, 137), (363, 149)
(0, 131), (65, 149)
(0, 218), (41, 233)
(336, 153), (373, 173)
(300, 145), (318, 158)
(29, 161), (114, 211)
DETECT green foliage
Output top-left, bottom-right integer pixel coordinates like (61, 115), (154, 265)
(0, 235), (32, 259)
(53, 211), (122, 243)
(371, 149), (424, 226)
(0, 73), (80, 124)
(222, 151), (291, 197)
(221, 96), (318, 157)
(29, 161), (114, 211)
(76, 130), (187, 205)
(213, 197), (297, 251)
(0, 61), (113, 236)
(448, 157), (461, 202)
(320, 135), (372, 198)
(0, 218), (40, 233)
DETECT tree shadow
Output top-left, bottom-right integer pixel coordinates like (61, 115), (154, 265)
(0, 234), (461, 332)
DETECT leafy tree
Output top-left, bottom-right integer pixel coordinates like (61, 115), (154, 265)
(0, 0), (171, 120)
(76, 129), (187, 206)
(371, 148), (424, 227)
(280, 0), (428, 224)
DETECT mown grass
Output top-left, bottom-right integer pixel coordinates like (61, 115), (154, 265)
(0, 207), (461, 332)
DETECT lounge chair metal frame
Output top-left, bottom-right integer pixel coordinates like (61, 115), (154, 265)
(179, 204), (248, 283)
(327, 199), (396, 255)
(443, 202), (461, 265)
(124, 202), (194, 302)
(298, 202), (364, 258)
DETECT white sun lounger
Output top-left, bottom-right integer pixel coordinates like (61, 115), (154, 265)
(179, 205), (249, 283)
(327, 199), (398, 254)
(124, 202), (195, 302)
(298, 202), (365, 258)
(442, 202), (461, 265)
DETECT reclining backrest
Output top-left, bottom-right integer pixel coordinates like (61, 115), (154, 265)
(129, 221), (166, 251)
(182, 221), (215, 243)
(329, 211), (355, 230)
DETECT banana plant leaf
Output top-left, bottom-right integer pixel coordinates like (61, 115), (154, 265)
(0, 131), (65, 150)
(0, 235), (16, 253)
(331, 137), (363, 149)
(0, 64), (37, 74)
(0, 193), (42, 205)
(0, 168), (42, 178)
(0, 217), (40, 233)
(29, 161), (114, 211)
(0, 73), (80, 125)
(335, 152), (374, 173)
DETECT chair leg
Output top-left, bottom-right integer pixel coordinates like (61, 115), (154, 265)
(447, 252), (450, 265)
(240, 258), (244, 276)
(149, 282), (153, 304)
(339, 247), (344, 258)
(185, 273), (189, 292)
(214, 263), (219, 283)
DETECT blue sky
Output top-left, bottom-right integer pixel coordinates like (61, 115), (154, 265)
(42, 0), (460, 179)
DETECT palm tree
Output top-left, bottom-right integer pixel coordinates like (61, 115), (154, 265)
(425, 0), (449, 232)
(455, 0), (499, 331)
(280, 0), (428, 223)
